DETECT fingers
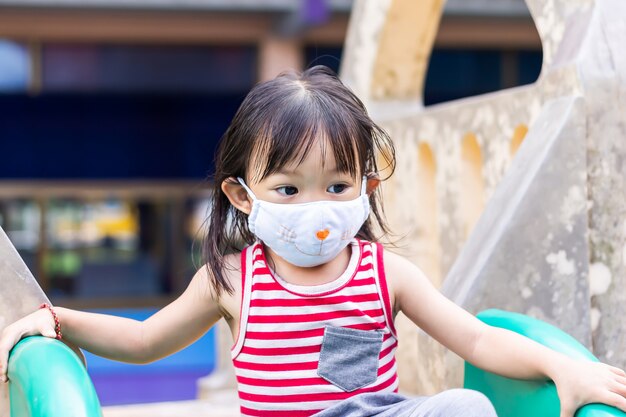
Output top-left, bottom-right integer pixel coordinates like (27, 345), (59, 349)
(0, 344), (8, 383)
(601, 391), (626, 413)
(40, 327), (57, 339)
(610, 375), (626, 398)
(0, 327), (21, 383)
(603, 367), (626, 413)
(614, 374), (626, 387)
(599, 363), (626, 396)
(0, 311), (52, 383)
(608, 365), (626, 377)
(556, 361), (626, 417)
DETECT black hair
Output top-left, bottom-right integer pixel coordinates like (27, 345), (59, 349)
(203, 65), (396, 297)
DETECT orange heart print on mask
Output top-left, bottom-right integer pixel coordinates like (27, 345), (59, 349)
(316, 229), (330, 240)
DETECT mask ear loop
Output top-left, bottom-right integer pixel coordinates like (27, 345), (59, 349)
(237, 177), (258, 200)
(360, 175), (368, 195)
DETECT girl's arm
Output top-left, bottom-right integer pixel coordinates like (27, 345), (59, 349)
(386, 250), (626, 416)
(58, 266), (224, 363)
(0, 262), (232, 382)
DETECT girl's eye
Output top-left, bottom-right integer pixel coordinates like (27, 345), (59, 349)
(276, 186), (298, 196)
(327, 184), (348, 194)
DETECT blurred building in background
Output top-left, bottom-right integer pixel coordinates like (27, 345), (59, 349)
(0, 0), (542, 407)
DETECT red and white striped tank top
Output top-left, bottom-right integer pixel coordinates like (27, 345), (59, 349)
(231, 239), (399, 417)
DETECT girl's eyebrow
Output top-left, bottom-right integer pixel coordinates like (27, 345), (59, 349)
(276, 168), (346, 176)
(275, 169), (303, 176)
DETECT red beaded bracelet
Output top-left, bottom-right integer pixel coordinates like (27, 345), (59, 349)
(40, 303), (63, 340)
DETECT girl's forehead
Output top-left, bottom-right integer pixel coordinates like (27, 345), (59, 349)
(249, 139), (360, 183)
(282, 142), (333, 168)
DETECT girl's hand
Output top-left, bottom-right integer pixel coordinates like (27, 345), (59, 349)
(0, 309), (57, 383)
(554, 358), (626, 417)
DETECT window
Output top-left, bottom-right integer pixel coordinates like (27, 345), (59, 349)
(424, 49), (542, 105)
(0, 40), (30, 92)
(42, 43), (257, 93)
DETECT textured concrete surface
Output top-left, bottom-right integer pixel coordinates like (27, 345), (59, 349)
(341, 0), (626, 394)
(0, 226), (49, 417)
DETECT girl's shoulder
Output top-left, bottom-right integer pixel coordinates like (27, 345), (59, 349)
(379, 247), (432, 300)
(380, 247), (416, 268)
(192, 251), (244, 319)
(217, 252), (244, 320)
(218, 251), (245, 297)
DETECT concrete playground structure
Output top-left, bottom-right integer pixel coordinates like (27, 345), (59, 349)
(340, 0), (626, 394)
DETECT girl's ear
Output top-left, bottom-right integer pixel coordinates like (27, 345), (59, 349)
(222, 177), (252, 215)
(365, 172), (381, 196)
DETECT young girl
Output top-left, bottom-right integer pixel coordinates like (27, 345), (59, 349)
(1, 65), (625, 417)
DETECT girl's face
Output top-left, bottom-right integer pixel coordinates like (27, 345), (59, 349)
(223, 141), (379, 215)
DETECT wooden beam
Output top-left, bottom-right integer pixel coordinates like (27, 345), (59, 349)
(0, 8), (539, 49)
(0, 8), (350, 45)
(0, 181), (211, 199)
(0, 9), (272, 44)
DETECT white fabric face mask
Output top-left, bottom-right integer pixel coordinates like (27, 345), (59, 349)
(237, 177), (370, 267)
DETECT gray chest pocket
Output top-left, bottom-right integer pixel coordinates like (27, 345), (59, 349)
(317, 325), (384, 392)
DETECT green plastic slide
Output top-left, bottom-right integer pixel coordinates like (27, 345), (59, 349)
(8, 336), (102, 417)
(464, 309), (626, 417)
